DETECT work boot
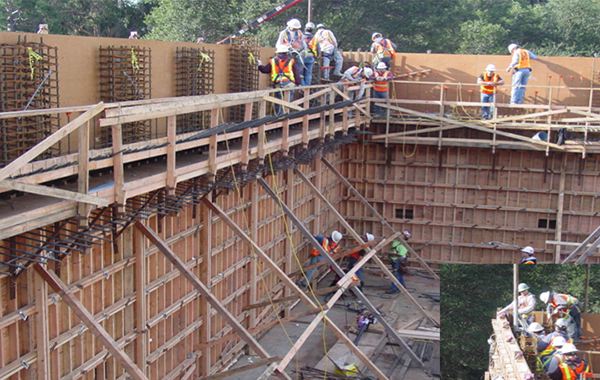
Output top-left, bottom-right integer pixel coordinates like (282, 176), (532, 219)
(359, 281), (364, 292)
(384, 289), (399, 294)
(333, 71), (343, 76)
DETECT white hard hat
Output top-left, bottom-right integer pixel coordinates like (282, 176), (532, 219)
(402, 231), (412, 239)
(372, 32), (382, 40)
(287, 18), (302, 29)
(555, 318), (568, 329)
(508, 43), (518, 52)
(528, 322), (544, 333)
(521, 246), (534, 255)
(363, 67), (374, 77)
(485, 64), (496, 71)
(316, 23), (325, 29)
(275, 45), (289, 54)
(559, 343), (578, 355)
(540, 291), (550, 303)
(376, 62), (387, 70)
(305, 22), (315, 30)
(365, 233), (374, 242)
(331, 230), (342, 243)
(517, 283), (529, 292)
(553, 336), (567, 348)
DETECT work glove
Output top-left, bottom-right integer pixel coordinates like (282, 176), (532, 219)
(257, 60), (262, 66)
(506, 67), (512, 72)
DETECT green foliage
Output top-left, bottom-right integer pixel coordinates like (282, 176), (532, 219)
(442, 264), (600, 380)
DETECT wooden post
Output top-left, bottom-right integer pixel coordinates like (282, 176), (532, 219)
(134, 227), (147, 374)
(554, 154), (567, 263)
(200, 198), (213, 376)
(77, 120), (91, 227)
(112, 124), (125, 214)
(34, 269), (50, 380)
(32, 263), (149, 380)
(166, 115), (177, 196)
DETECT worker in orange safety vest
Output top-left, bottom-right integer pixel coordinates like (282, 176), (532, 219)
(506, 43), (537, 104)
(548, 343), (592, 380)
(296, 231), (343, 288)
(477, 64), (504, 119)
(370, 62), (393, 118)
(258, 45), (301, 115)
(540, 292), (583, 342)
(370, 32), (396, 68)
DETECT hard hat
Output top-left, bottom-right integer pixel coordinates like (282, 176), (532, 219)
(528, 322), (544, 333)
(305, 22), (315, 31)
(508, 43), (518, 53)
(517, 283), (530, 292)
(365, 233), (374, 242)
(540, 291), (550, 303)
(553, 336), (567, 348)
(555, 318), (568, 329)
(331, 230), (342, 243)
(316, 23), (325, 29)
(559, 343), (578, 355)
(376, 62), (387, 70)
(363, 67), (374, 77)
(402, 231), (412, 239)
(521, 246), (534, 255)
(275, 45), (289, 54)
(372, 32), (382, 41)
(485, 64), (496, 71)
(287, 18), (302, 30)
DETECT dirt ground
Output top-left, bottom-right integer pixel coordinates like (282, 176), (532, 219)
(220, 264), (440, 379)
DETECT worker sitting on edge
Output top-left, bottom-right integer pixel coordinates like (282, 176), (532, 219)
(497, 282), (536, 325)
(520, 245), (537, 264)
(548, 344), (592, 380)
(257, 45), (301, 116)
(296, 230), (343, 288)
(385, 230), (411, 294)
(540, 291), (583, 342)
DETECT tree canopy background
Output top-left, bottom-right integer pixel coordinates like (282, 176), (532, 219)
(1, 0), (599, 56)
(441, 264), (600, 380)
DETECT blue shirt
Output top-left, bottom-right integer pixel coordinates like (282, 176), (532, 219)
(508, 49), (538, 70)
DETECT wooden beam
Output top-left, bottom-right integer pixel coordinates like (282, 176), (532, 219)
(200, 200), (213, 376)
(32, 263), (149, 380)
(77, 120), (91, 224)
(321, 158), (439, 280)
(243, 285), (350, 311)
(258, 177), (425, 365)
(199, 357), (281, 380)
(34, 269), (50, 380)
(562, 225), (600, 263)
(262, 95), (305, 111)
(112, 124), (125, 213)
(481, 108), (568, 124)
(134, 228), (147, 374)
(330, 85), (368, 116)
(133, 222), (292, 380)
(166, 115), (177, 195)
(200, 197), (390, 380)
(0, 102), (104, 181)
(0, 180), (109, 207)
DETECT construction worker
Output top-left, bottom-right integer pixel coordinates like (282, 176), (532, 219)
(370, 32), (396, 68)
(37, 24), (49, 34)
(371, 62), (393, 117)
(477, 64), (504, 119)
(385, 231), (411, 294)
(348, 233), (373, 290)
(257, 45), (301, 116)
(506, 43), (537, 104)
(314, 24), (343, 80)
(539, 319), (574, 355)
(296, 230), (343, 288)
(339, 65), (374, 100)
(302, 22), (319, 86)
(548, 344), (592, 380)
(520, 246), (537, 264)
(497, 282), (536, 324)
(540, 292), (583, 342)
(528, 322), (546, 338)
(543, 336), (567, 373)
(276, 19), (307, 78)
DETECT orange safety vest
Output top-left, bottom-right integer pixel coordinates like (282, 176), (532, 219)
(270, 57), (295, 84)
(552, 294), (579, 310)
(480, 72), (500, 94)
(540, 333), (574, 357)
(559, 360), (592, 379)
(310, 236), (330, 256)
(374, 39), (396, 58)
(342, 66), (365, 83)
(305, 34), (318, 57)
(373, 70), (391, 92)
(515, 48), (531, 69)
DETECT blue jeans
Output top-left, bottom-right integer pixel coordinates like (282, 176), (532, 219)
(511, 68), (531, 104)
(347, 257), (363, 282)
(481, 92), (494, 119)
(273, 82), (296, 115)
(390, 259), (406, 291)
(301, 55), (315, 86)
(302, 255), (324, 285)
(373, 90), (388, 116)
(322, 48), (343, 79)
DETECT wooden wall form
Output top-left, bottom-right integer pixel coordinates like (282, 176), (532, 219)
(0, 154), (345, 379)
(341, 142), (600, 265)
